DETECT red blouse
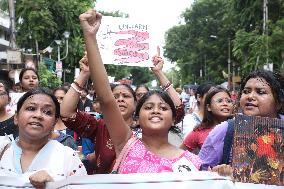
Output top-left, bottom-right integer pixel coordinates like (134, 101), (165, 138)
(183, 127), (213, 152)
(63, 112), (115, 174)
(175, 104), (185, 124)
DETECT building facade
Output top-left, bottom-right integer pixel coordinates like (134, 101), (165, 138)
(0, 9), (10, 66)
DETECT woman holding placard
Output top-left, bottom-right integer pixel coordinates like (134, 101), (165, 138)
(199, 70), (284, 177)
(61, 47), (185, 173)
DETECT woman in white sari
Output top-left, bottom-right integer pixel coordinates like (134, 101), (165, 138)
(0, 88), (86, 188)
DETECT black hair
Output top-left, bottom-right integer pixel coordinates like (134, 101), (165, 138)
(135, 84), (150, 93)
(239, 70), (284, 114)
(111, 83), (137, 102)
(17, 87), (60, 118)
(0, 80), (11, 97)
(195, 82), (215, 106)
(62, 82), (71, 89)
(0, 70), (13, 90)
(53, 86), (68, 95)
(189, 85), (198, 93)
(194, 86), (231, 131)
(81, 88), (88, 93)
(19, 68), (39, 83)
(135, 90), (180, 133)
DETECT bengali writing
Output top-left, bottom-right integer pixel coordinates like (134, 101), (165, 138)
(114, 29), (149, 64)
(97, 17), (153, 67)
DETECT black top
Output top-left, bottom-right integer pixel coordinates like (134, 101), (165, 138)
(77, 98), (93, 112)
(0, 115), (18, 138)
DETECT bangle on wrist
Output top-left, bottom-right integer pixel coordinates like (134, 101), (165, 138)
(71, 83), (83, 95)
(161, 82), (172, 91)
(164, 84), (173, 91)
(73, 80), (84, 90)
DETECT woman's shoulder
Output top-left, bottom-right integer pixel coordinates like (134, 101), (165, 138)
(183, 149), (199, 159)
(206, 120), (230, 143)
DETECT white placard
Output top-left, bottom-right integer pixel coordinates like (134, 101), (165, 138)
(7, 50), (22, 64)
(6, 92), (25, 114)
(97, 16), (155, 67)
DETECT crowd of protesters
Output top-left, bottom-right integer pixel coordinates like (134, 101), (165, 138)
(0, 8), (284, 188)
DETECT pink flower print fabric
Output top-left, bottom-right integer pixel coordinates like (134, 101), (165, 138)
(118, 138), (202, 173)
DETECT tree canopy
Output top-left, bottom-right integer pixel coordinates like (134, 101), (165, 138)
(6, 0), (284, 87)
(10, 0), (153, 86)
(164, 0), (284, 86)
(38, 62), (62, 88)
(13, 0), (92, 84)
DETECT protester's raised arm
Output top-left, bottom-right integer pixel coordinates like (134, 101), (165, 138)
(60, 55), (90, 118)
(80, 9), (131, 155)
(151, 47), (182, 107)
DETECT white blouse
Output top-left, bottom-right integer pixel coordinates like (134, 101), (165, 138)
(0, 138), (86, 182)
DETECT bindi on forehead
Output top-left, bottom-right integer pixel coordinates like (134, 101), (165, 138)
(114, 91), (132, 95)
(113, 87), (133, 95)
(114, 85), (132, 91)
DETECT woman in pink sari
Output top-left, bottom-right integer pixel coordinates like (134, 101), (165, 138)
(79, 8), (201, 173)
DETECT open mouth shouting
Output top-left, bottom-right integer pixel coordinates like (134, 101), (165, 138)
(220, 108), (231, 113)
(149, 116), (162, 123)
